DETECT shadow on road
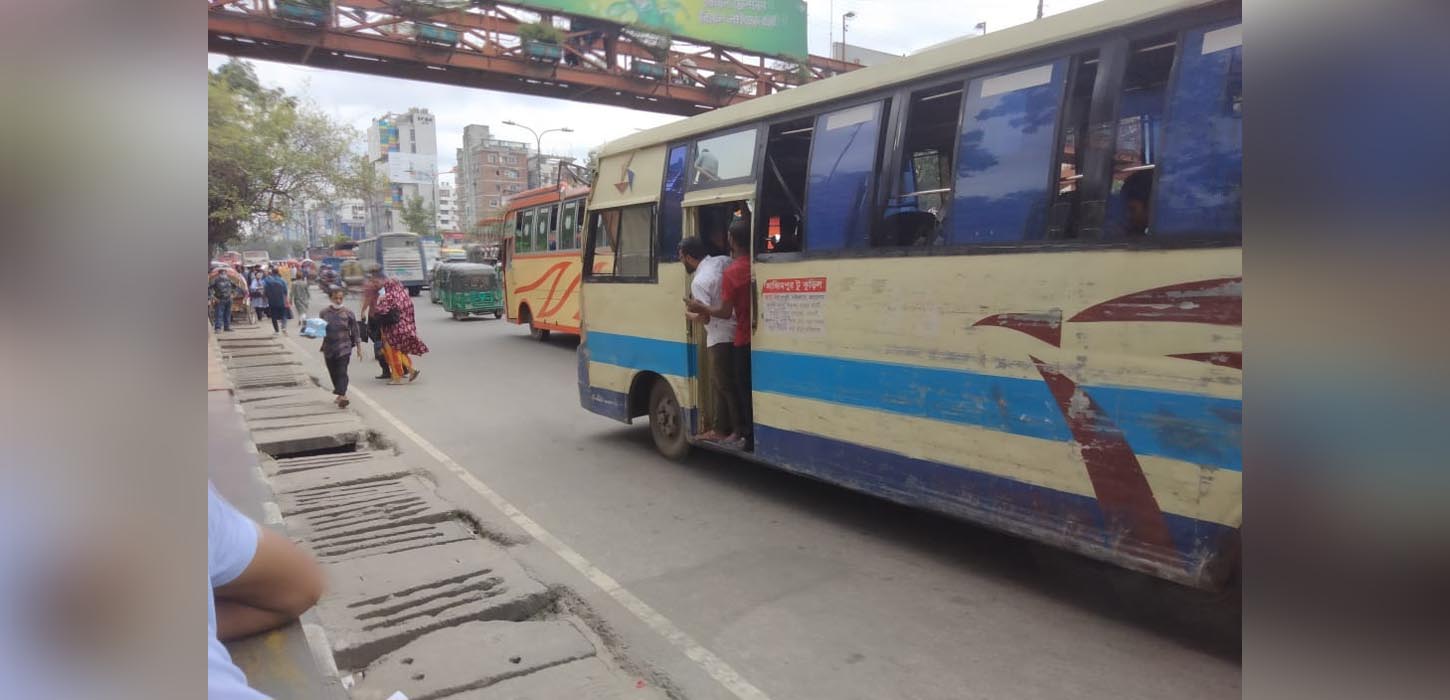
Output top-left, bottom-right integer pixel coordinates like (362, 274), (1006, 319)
(591, 426), (1242, 662)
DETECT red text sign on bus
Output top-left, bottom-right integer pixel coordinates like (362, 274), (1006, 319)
(762, 277), (827, 294)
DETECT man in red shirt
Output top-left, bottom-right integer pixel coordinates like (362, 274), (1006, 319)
(687, 220), (753, 450)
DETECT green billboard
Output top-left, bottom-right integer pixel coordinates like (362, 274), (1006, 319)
(521, 1), (808, 59)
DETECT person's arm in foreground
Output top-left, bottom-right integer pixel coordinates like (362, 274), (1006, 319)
(213, 526), (325, 641)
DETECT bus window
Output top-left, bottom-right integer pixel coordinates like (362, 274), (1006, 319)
(547, 204), (560, 250)
(804, 100), (890, 250)
(659, 144), (688, 261)
(533, 206), (550, 251)
(584, 205), (654, 280)
(560, 200), (579, 249)
(949, 60), (1067, 243)
(758, 117), (812, 253)
(1047, 51), (1099, 239)
(1151, 21), (1242, 237)
(879, 83), (964, 247)
(518, 209), (535, 252)
(691, 128), (756, 186)
(1104, 35), (1177, 238)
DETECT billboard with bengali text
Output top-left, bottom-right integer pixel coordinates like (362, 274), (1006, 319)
(387, 152), (438, 185)
(519, 0), (807, 59)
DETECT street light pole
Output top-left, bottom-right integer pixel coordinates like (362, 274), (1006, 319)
(841, 11), (856, 61)
(502, 120), (574, 190)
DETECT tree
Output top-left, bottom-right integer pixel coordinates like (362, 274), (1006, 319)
(400, 195), (437, 236)
(337, 154), (390, 237)
(209, 59), (352, 253)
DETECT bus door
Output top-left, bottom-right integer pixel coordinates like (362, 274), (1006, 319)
(683, 197), (752, 441)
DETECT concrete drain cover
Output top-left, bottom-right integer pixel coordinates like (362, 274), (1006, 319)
(313, 540), (553, 670)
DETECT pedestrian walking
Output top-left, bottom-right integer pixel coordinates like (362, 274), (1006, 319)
(262, 267), (290, 335)
(318, 288), (363, 408)
(374, 275), (428, 385)
(289, 265), (311, 319)
(248, 268), (269, 326)
(208, 264), (239, 332)
(360, 266), (391, 380)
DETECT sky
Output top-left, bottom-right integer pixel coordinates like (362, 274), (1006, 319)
(207, 0), (1101, 186)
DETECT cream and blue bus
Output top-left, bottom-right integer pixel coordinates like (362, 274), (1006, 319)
(577, 0), (1241, 588)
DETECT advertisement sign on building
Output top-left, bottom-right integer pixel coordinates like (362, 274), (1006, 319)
(521, 1), (807, 59)
(387, 152), (438, 184)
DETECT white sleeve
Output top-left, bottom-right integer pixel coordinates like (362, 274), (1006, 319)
(208, 484), (260, 589)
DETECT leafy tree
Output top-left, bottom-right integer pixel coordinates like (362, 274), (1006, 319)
(337, 154), (390, 236)
(208, 59), (352, 252)
(400, 195), (437, 236)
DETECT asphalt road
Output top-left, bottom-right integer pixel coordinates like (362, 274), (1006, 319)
(334, 292), (1240, 700)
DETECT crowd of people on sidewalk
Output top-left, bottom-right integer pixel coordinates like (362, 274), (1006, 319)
(210, 259), (429, 408)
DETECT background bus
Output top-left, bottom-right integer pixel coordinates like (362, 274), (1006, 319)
(357, 232), (426, 295)
(241, 250), (270, 269)
(500, 183), (600, 340)
(577, 0), (1242, 589)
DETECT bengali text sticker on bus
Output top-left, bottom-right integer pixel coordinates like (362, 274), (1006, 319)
(761, 277), (827, 337)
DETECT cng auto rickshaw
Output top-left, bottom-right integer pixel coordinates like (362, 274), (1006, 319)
(439, 263), (504, 320)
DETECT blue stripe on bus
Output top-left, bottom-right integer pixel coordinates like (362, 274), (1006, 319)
(753, 350), (1241, 472)
(754, 424), (1235, 564)
(580, 333), (1240, 471)
(586, 331), (695, 378)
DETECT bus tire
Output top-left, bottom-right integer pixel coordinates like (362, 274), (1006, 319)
(452, 311), (465, 321)
(529, 321), (550, 341)
(648, 379), (690, 460)
(493, 310), (503, 319)
(408, 286), (420, 297)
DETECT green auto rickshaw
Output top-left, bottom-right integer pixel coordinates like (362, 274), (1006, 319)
(440, 263), (504, 320)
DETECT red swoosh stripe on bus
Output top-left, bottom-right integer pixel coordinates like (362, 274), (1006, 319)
(538, 273), (582, 319)
(1031, 356), (1175, 552)
(513, 262), (571, 295)
(1069, 277), (1242, 326)
(973, 310), (1063, 346)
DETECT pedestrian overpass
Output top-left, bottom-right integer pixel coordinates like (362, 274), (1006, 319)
(208, 1), (860, 116)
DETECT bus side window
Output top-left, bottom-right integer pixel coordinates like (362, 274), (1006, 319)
(1151, 21), (1242, 237)
(533, 206), (549, 251)
(518, 209), (534, 252)
(659, 143), (688, 261)
(1103, 35), (1178, 238)
(759, 117), (812, 254)
(948, 60), (1068, 243)
(1048, 51), (1099, 239)
(561, 201), (578, 250)
(547, 204), (560, 250)
(804, 99), (890, 250)
(879, 83), (964, 247)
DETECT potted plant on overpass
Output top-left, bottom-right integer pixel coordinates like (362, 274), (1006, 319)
(519, 21), (566, 63)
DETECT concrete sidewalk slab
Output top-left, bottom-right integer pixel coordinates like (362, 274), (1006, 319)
(457, 657), (662, 700)
(267, 451), (412, 487)
(221, 346), (295, 358)
(250, 418), (367, 457)
(348, 620), (596, 700)
(231, 366), (311, 390)
(313, 539), (553, 670)
(243, 401), (350, 422)
(228, 354), (304, 368)
(279, 474), (477, 563)
(237, 386), (335, 408)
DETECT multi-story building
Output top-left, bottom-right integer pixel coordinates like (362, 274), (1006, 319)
(436, 184), (458, 233)
(456, 124), (529, 233)
(366, 107), (438, 232)
(528, 153), (578, 188)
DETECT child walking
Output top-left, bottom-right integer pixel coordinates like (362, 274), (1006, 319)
(318, 288), (364, 408)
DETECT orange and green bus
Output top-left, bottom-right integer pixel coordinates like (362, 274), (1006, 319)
(501, 183), (604, 340)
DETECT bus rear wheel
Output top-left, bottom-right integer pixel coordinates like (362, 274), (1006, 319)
(529, 320), (550, 341)
(648, 379), (690, 460)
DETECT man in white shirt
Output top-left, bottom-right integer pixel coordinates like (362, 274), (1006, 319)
(680, 237), (739, 443)
(209, 484), (325, 699)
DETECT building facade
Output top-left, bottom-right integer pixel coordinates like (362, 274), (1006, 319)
(366, 107), (438, 233)
(456, 124), (529, 234)
(436, 184), (458, 233)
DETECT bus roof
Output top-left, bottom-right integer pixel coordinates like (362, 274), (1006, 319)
(598, 0), (1218, 158)
(504, 184), (591, 213)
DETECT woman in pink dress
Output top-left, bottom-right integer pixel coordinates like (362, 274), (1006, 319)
(373, 276), (429, 385)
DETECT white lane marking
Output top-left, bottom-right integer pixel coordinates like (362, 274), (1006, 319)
(346, 385), (773, 700)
